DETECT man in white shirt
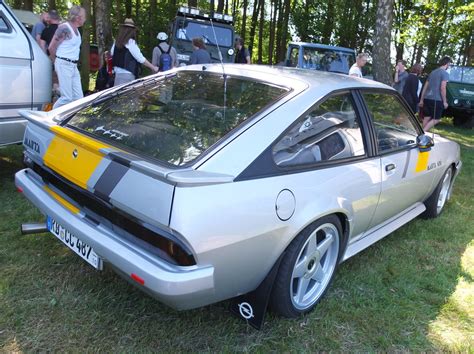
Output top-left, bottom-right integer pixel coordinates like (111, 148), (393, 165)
(49, 5), (86, 109)
(349, 53), (368, 78)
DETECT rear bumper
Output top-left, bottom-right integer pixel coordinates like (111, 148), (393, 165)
(15, 168), (215, 310)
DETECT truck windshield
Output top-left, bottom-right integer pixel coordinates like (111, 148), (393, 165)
(290, 46), (355, 74)
(449, 66), (474, 84)
(67, 72), (288, 166)
(175, 19), (232, 47)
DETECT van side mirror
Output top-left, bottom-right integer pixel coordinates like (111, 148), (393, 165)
(417, 134), (434, 152)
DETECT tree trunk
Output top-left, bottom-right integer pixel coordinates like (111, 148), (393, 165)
(80, 0), (91, 93)
(148, 0), (157, 61)
(268, 0), (277, 65)
(48, 0), (56, 10)
(217, 0), (225, 13)
(257, 0), (264, 64)
(278, 0), (290, 63)
(248, 0), (261, 57)
(373, 0), (394, 85)
(95, 0), (113, 68)
(410, 42), (418, 66)
(18, 0), (33, 11)
(241, 0), (248, 42)
(275, 0), (283, 64)
(188, 0), (197, 7)
(125, 0), (132, 18)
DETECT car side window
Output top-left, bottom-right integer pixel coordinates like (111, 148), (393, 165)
(363, 92), (419, 152)
(273, 93), (366, 167)
(0, 15), (10, 33)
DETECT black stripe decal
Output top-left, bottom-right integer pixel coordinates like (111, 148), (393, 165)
(402, 149), (411, 178)
(93, 160), (129, 200)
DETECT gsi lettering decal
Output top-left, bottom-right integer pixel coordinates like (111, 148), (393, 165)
(24, 137), (40, 153)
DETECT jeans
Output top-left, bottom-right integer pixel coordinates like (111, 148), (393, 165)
(53, 58), (83, 109)
(114, 72), (135, 86)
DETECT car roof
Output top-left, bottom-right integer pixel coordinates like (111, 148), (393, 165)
(288, 42), (355, 53)
(179, 64), (392, 98)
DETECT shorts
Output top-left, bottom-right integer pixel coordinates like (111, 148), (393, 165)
(423, 99), (444, 120)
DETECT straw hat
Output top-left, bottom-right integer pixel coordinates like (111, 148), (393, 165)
(122, 18), (136, 28)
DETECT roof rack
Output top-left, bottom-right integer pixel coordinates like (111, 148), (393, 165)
(177, 6), (233, 24)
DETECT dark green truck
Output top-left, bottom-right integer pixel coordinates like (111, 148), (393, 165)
(446, 65), (474, 128)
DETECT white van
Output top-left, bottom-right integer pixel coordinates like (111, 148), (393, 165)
(0, 0), (51, 146)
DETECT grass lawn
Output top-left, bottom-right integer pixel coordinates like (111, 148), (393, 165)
(0, 120), (472, 351)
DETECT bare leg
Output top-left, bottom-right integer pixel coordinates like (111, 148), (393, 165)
(423, 116), (432, 130)
(424, 119), (440, 131)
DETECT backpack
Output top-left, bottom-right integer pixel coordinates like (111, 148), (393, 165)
(158, 44), (172, 72)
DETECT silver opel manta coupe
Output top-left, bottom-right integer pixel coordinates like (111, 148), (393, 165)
(15, 65), (461, 318)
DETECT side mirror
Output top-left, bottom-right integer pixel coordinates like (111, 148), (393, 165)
(417, 134), (434, 152)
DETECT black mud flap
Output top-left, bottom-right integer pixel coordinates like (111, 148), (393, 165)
(229, 253), (284, 330)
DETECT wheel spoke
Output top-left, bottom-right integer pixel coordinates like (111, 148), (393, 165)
(312, 263), (325, 283)
(293, 257), (307, 278)
(296, 277), (310, 303)
(317, 232), (334, 257)
(305, 232), (318, 256)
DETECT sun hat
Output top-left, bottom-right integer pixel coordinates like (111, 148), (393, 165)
(157, 32), (168, 41)
(122, 18), (136, 28)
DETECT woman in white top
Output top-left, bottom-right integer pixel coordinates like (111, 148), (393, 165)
(49, 5), (86, 109)
(111, 18), (158, 86)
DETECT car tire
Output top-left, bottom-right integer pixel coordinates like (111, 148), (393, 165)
(270, 215), (342, 318)
(421, 167), (453, 219)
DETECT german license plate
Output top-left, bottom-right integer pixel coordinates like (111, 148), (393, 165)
(46, 216), (102, 270)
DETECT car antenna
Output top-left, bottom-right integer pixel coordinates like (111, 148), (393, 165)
(209, 18), (227, 119)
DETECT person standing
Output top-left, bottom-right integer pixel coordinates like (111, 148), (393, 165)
(152, 32), (178, 72)
(111, 18), (158, 86)
(40, 10), (60, 55)
(349, 53), (368, 78)
(31, 12), (49, 46)
(190, 37), (211, 65)
(393, 60), (408, 94)
(401, 63), (423, 114)
(48, 5), (86, 109)
(419, 56), (451, 131)
(234, 37), (251, 64)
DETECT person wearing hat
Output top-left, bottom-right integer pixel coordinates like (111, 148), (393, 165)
(152, 32), (178, 72)
(49, 5), (86, 109)
(111, 18), (158, 86)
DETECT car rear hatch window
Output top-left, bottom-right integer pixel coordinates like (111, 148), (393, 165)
(66, 71), (289, 166)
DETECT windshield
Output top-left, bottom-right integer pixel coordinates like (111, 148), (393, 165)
(289, 46), (355, 74)
(175, 19), (233, 47)
(448, 66), (474, 84)
(67, 72), (288, 166)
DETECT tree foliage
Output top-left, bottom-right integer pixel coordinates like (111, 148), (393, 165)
(9, 0), (473, 86)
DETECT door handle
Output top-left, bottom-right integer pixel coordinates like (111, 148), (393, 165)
(385, 163), (396, 172)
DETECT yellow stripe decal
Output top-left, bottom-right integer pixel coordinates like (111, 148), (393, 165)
(415, 151), (430, 173)
(44, 186), (80, 214)
(43, 126), (110, 189)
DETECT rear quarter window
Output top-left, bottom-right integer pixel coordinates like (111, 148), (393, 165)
(67, 72), (288, 166)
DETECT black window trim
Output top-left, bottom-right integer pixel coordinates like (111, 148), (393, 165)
(0, 11), (13, 34)
(236, 88), (375, 181)
(356, 88), (424, 157)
